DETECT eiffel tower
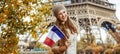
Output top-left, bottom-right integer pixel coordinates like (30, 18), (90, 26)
(63, 0), (120, 44)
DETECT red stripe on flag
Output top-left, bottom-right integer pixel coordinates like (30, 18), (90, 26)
(43, 37), (55, 47)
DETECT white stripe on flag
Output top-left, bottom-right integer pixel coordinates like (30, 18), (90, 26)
(47, 30), (61, 43)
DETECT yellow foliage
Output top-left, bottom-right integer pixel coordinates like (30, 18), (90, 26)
(0, 0), (53, 53)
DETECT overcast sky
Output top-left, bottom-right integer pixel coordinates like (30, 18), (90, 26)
(108, 0), (120, 20)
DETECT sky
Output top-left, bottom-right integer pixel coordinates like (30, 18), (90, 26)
(108, 0), (120, 20)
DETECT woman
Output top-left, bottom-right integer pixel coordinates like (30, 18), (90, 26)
(50, 4), (78, 54)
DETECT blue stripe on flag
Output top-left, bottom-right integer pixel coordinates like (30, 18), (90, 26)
(51, 25), (65, 39)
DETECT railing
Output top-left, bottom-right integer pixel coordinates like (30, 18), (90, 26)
(75, 0), (115, 9)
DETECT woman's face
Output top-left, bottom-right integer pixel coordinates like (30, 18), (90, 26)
(56, 9), (68, 22)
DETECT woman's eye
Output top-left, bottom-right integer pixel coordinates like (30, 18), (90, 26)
(63, 11), (66, 13)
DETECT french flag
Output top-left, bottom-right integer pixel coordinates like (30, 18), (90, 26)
(43, 25), (65, 47)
